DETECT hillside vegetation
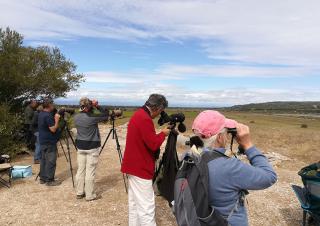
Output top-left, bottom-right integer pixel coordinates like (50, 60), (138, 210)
(224, 101), (320, 114)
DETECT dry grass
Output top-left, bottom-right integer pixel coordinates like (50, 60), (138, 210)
(0, 111), (319, 226)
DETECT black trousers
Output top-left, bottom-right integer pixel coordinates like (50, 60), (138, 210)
(24, 124), (35, 150)
(40, 144), (57, 182)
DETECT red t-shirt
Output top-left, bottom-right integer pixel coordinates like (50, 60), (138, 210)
(121, 107), (166, 180)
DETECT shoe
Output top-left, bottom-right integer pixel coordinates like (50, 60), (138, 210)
(76, 194), (85, 199)
(40, 179), (46, 184)
(86, 194), (102, 202)
(46, 180), (61, 186)
(34, 160), (40, 164)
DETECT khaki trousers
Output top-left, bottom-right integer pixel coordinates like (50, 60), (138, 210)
(76, 148), (99, 200)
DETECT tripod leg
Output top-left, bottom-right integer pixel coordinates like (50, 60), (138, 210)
(114, 129), (128, 193)
(66, 126), (78, 151)
(99, 129), (113, 156)
(59, 140), (69, 162)
(64, 129), (75, 188)
(67, 147), (75, 188)
(35, 173), (39, 181)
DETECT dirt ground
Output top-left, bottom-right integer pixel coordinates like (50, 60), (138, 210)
(0, 119), (316, 226)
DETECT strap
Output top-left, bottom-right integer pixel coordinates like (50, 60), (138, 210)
(200, 149), (228, 165)
(227, 197), (240, 220)
(227, 190), (248, 220)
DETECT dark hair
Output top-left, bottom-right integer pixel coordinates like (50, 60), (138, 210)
(42, 98), (53, 109)
(145, 94), (168, 111)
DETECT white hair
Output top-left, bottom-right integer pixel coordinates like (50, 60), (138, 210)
(200, 128), (227, 148)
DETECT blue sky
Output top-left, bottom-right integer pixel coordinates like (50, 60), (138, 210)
(1, 0), (320, 107)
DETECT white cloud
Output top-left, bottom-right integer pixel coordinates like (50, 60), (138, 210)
(1, 0), (320, 67)
(62, 84), (320, 107)
(2, 0), (320, 105)
(83, 62), (318, 84)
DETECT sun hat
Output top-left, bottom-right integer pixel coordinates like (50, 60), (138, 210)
(192, 110), (237, 138)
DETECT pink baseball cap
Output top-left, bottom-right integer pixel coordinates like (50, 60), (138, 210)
(192, 110), (237, 138)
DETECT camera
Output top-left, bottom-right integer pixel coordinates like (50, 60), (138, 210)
(110, 109), (123, 120)
(227, 128), (246, 154)
(158, 111), (186, 133)
(227, 128), (237, 137)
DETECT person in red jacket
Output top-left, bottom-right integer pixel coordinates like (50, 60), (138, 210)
(121, 94), (171, 226)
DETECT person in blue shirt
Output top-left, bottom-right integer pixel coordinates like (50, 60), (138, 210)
(192, 110), (277, 226)
(38, 99), (61, 186)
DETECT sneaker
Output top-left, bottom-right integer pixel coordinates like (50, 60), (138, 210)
(34, 160), (40, 164)
(39, 179), (46, 184)
(76, 194), (85, 199)
(46, 180), (61, 186)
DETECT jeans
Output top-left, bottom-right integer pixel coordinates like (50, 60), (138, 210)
(128, 175), (156, 226)
(40, 144), (57, 182)
(34, 132), (41, 161)
(76, 148), (99, 200)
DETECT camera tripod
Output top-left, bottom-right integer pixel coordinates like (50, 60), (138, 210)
(99, 117), (128, 193)
(35, 121), (76, 188)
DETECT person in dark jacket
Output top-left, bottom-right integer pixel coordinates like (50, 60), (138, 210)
(191, 110), (277, 226)
(74, 97), (109, 201)
(38, 99), (61, 186)
(121, 94), (171, 226)
(31, 105), (43, 164)
(24, 100), (37, 150)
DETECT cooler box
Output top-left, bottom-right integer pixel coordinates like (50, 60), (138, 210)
(11, 165), (32, 178)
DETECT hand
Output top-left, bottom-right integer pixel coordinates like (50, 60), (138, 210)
(92, 99), (98, 107)
(235, 123), (253, 151)
(54, 114), (61, 123)
(161, 127), (171, 136)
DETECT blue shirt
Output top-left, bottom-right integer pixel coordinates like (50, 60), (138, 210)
(206, 147), (277, 226)
(38, 111), (59, 145)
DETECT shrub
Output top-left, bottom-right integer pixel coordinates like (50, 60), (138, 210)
(301, 124), (308, 128)
(0, 104), (22, 156)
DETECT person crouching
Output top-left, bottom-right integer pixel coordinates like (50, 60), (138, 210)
(74, 97), (109, 201)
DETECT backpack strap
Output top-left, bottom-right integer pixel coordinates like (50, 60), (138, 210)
(200, 149), (228, 164)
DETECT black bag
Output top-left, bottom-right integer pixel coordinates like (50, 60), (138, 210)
(154, 130), (180, 204)
(174, 151), (229, 226)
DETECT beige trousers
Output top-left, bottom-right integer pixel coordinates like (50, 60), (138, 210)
(76, 148), (99, 200)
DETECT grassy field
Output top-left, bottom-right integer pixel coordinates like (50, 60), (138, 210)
(111, 108), (320, 165)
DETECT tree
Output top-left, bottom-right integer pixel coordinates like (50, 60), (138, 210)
(0, 27), (84, 156)
(0, 104), (21, 156)
(0, 27), (84, 108)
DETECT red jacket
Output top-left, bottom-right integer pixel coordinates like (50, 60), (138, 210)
(121, 107), (166, 180)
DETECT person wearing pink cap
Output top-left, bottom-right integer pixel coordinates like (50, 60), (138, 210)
(191, 110), (277, 226)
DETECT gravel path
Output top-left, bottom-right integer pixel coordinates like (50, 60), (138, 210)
(0, 124), (306, 226)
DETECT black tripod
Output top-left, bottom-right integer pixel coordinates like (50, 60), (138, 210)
(61, 122), (77, 188)
(35, 121), (76, 188)
(99, 118), (128, 193)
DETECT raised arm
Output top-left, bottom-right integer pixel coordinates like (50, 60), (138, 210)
(49, 114), (60, 133)
(229, 147), (277, 190)
(229, 123), (277, 190)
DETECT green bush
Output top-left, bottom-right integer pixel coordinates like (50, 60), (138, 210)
(0, 104), (22, 156)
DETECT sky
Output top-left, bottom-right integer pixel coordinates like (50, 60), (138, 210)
(0, 0), (320, 107)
